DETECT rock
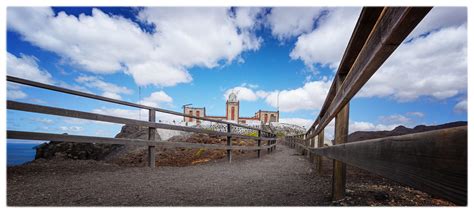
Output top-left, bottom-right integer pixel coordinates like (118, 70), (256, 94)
(374, 191), (390, 201)
(115, 124), (161, 141)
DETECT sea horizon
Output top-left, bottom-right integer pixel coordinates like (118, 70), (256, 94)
(7, 140), (45, 166)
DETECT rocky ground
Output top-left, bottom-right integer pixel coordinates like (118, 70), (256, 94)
(7, 144), (454, 206)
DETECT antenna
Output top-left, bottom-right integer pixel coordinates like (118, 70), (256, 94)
(277, 91), (280, 111)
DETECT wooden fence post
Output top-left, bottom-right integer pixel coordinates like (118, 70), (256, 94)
(273, 134), (276, 151)
(257, 130), (262, 158)
(227, 123), (232, 163)
(317, 130), (324, 174)
(148, 109), (156, 168)
(332, 73), (350, 201)
(267, 132), (271, 154)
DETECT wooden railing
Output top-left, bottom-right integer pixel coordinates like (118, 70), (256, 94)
(6, 76), (277, 167)
(285, 7), (467, 206)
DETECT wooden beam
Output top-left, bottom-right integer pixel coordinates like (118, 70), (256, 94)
(7, 101), (274, 141)
(308, 7), (431, 139)
(310, 126), (467, 205)
(306, 7), (384, 133)
(7, 131), (276, 151)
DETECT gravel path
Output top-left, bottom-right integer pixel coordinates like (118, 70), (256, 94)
(7, 144), (333, 206)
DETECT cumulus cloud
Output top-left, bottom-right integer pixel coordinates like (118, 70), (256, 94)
(75, 75), (133, 100)
(289, 7), (361, 69)
(279, 117), (313, 129)
(349, 121), (398, 133)
(358, 23), (467, 101)
(454, 99), (467, 113)
(223, 86), (261, 101)
(92, 107), (181, 123)
(30, 117), (54, 125)
(8, 7), (262, 87)
(139, 91), (173, 108)
(266, 7), (325, 40)
(223, 78), (332, 112)
(263, 78), (332, 112)
(408, 7), (467, 40)
(7, 52), (55, 100)
(406, 111), (424, 118)
(7, 52), (54, 84)
(59, 126), (84, 133)
(7, 89), (28, 100)
(378, 114), (411, 125)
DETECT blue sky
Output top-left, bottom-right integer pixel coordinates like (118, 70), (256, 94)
(6, 7), (467, 141)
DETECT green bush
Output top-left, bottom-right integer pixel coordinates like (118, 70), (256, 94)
(194, 148), (206, 157)
(245, 131), (258, 137)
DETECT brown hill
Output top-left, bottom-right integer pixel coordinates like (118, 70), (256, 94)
(347, 121), (467, 142)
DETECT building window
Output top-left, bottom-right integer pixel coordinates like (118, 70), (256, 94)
(270, 114), (276, 122)
(196, 111), (200, 123)
(264, 114), (268, 124)
(189, 110), (193, 122)
(231, 106), (235, 120)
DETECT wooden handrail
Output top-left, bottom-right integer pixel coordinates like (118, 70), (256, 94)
(306, 7), (431, 139)
(7, 75), (272, 134)
(7, 131), (277, 151)
(7, 100), (275, 141)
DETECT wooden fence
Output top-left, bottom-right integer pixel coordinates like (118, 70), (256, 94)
(6, 76), (277, 167)
(285, 7), (467, 205)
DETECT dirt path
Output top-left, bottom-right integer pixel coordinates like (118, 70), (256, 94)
(7, 145), (333, 206)
(7, 143), (452, 206)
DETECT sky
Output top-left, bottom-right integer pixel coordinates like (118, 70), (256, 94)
(6, 6), (468, 141)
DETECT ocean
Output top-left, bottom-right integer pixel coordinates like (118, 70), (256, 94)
(7, 142), (40, 166)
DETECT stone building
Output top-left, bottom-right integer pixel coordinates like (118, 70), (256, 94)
(183, 91), (279, 125)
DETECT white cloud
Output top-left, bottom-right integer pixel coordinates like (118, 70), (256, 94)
(92, 107), (181, 123)
(289, 7), (361, 69)
(75, 75), (132, 100)
(223, 78), (332, 112)
(349, 121), (398, 133)
(7, 89), (27, 100)
(279, 117), (313, 129)
(263, 78), (332, 112)
(408, 7), (467, 40)
(7, 52), (54, 84)
(8, 7), (261, 87)
(266, 7), (325, 40)
(406, 111), (424, 118)
(454, 99), (467, 112)
(223, 86), (260, 101)
(92, 107), (144, 120)
(139, 91), (173, 108)
(30, 117), (54, 125)
(358, 23), (467, 101)
(59, 126), (84, 133)
(233, 7), (264, 30)
(378, 114), (411, 124)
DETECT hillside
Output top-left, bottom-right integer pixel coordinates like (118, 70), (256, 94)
(347, 121), (467, 143)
